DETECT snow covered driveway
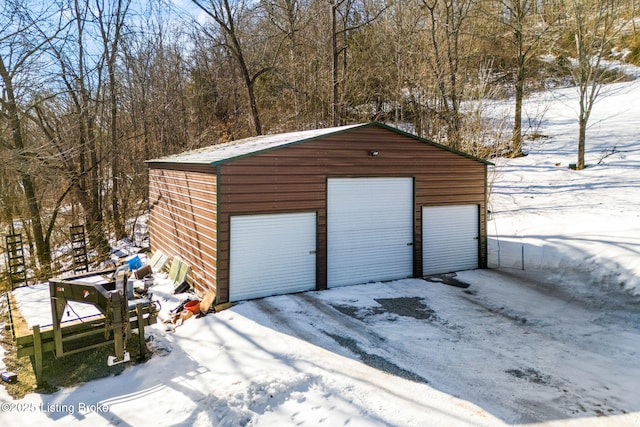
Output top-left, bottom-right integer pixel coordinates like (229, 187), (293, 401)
(2, 268), (640, 426)
(230, 269), (640, 425)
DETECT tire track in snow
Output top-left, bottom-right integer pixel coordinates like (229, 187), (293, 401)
(252, 293), (429, 385)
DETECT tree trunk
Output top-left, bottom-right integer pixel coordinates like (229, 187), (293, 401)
(0, 56), (52, 277)
(331, 1), (339, 127)
(512, 20), (525, 157)
(75, 0), (110, 259)
(101, 0), (129, 240)
(242, 63), (263, 136)
(110, 66), (124, 239)
(577, 110), (587, 170)
(192, 0), (263, 136)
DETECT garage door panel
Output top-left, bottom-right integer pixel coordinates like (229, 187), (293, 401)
(422, 205), (479, 275)
(329, 228), (408, 245)
(230, 212), (316, 301)
(328, 178), (413, 288)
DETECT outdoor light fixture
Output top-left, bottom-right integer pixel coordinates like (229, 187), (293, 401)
(369, 150), (379, 157)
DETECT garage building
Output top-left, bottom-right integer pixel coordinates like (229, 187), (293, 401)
(147, 122), (491, 304)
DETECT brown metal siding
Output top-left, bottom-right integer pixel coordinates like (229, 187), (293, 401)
(148, 167), (218, 295)
(215, 126), (487, 302)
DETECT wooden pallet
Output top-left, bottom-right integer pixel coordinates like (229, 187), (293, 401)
(15, 302), (156, 384)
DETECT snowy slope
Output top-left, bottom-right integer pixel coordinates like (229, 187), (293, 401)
(1, 72), (640, 426)
(489, 76), (640, 295)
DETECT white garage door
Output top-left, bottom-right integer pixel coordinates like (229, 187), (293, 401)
(229, 212), (316, 302)
(328, 178), (414, 288)
(422, 204), (479, 275)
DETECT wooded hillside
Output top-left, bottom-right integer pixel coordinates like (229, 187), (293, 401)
(1, 0), (638, 283)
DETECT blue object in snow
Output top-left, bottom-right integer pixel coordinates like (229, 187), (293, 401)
(125, 255), (142, 270)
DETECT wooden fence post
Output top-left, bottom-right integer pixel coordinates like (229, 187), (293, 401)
(32, 325), (43, 384)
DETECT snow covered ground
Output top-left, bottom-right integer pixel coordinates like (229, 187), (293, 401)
(2, 72), (640, 426)
(488, 73), (640, 296)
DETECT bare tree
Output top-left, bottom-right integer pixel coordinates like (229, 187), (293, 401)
(0, 1), (69, 277)
(421, 0), (476, 150)
(95, 0), (131, 240)
(260, 0), (323, 129)
(568, 0), (624, 170)
(329, 0), (386, 126)
(31, 0), (114, 258)
(495, 0), (559, 157)
(192, 0), (269, 135)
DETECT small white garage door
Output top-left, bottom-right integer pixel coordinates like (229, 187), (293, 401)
(328, 178), (414, 288)
(422, 204), (479, 275)
(229, 212), (316, 302)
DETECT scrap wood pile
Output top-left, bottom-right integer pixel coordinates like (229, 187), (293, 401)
(132, 252), (219, 330)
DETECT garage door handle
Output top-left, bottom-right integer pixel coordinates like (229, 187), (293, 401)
(474, 237), (479, 240)
(309, 250), (317, 254)
(406, 242), (413, 246)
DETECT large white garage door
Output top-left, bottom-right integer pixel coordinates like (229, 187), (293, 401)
(422, 204), (479, 275)
(229, 212), (316, 302)
(328, 178), (414, 288)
